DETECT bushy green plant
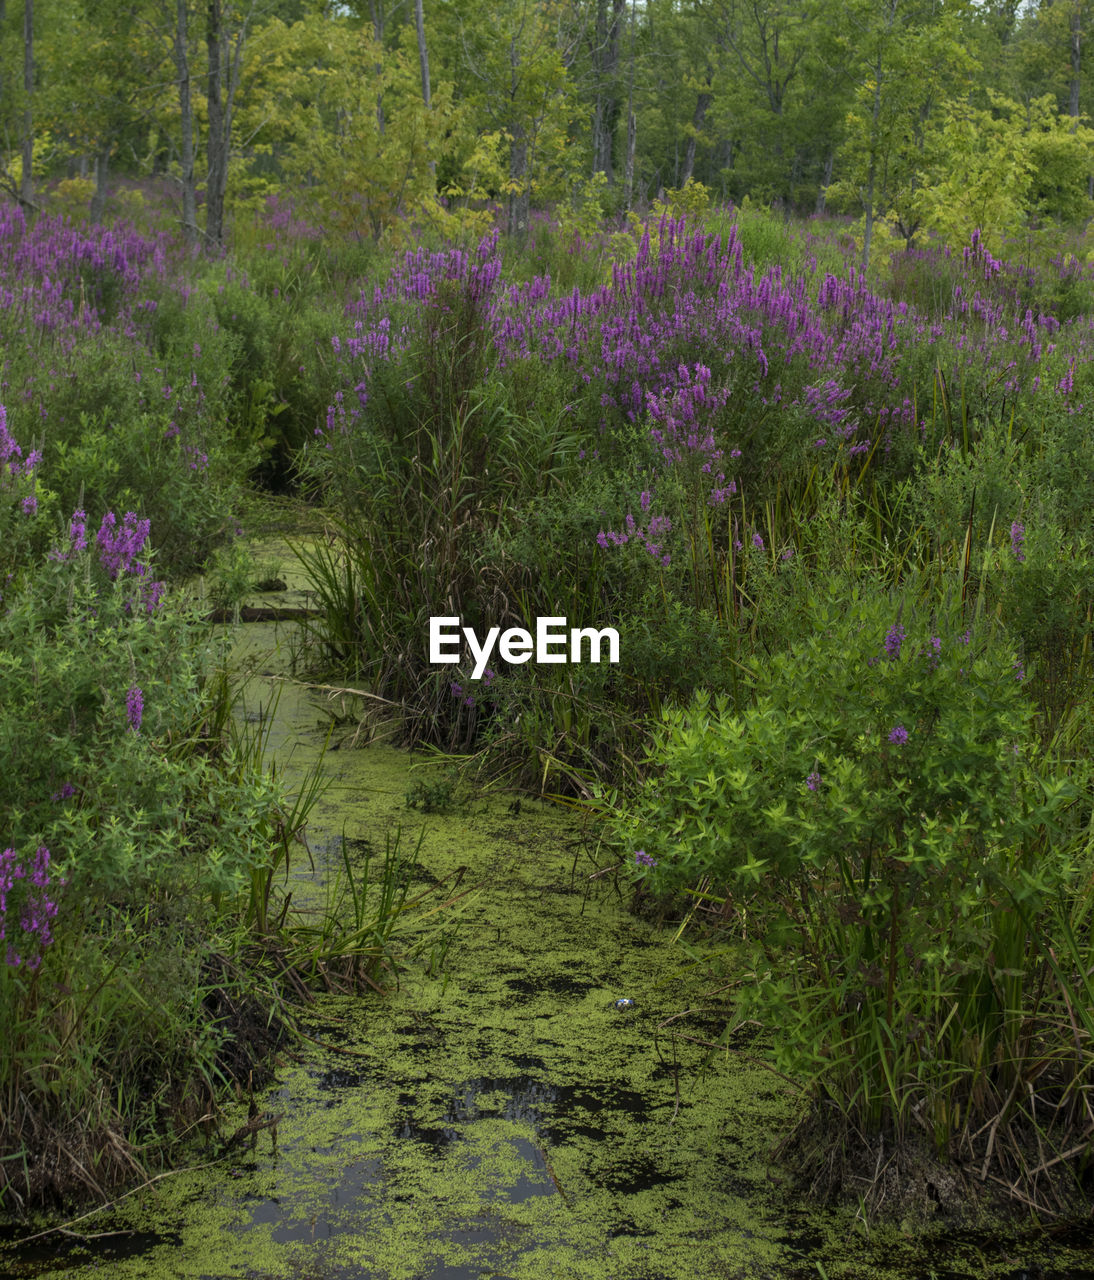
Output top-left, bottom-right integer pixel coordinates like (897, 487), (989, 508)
(0, 521), (277, 905)
(611, 584), (1086, 1157)
(2, 320), (250, 576)
(990, 517), (1093, 735)
(0, 483), (293, 1207)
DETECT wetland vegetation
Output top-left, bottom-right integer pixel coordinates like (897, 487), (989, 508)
(4, 9), (1094, 1258)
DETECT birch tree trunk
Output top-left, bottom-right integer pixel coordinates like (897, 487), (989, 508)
(91, 144), (111, 223)
(415, 0), (431, 109)
(20, 0), (33, 210)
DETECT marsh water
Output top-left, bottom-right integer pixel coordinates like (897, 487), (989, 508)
(5, 548), (1094, 1279)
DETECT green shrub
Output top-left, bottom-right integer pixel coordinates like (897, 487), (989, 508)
(3, 320), (249, 576)
(0, 462), (293, 1207)
(610, 583), (1086, 1156)
(0, 519), (276, 904)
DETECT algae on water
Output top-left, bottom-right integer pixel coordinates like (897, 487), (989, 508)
(7, 620), (1092, 1280)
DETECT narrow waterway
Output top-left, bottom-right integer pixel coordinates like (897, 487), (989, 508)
(7, 552), (1094, 1279)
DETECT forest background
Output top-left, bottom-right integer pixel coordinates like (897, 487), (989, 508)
(2, 0), (1094, 262)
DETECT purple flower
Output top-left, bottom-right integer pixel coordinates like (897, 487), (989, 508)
(97, 511), (152, 580)
(141, 579), (166, 614)
(51, 782), (75, 803)
(752, 533), (764, 550)
(1, 845), (61, 969)
(806, 771), (821, 791)
(888, 725), (908, 745)
(1010, 521), (1025, 562)
(69, 508), (87, 554)
(126, 686), (144, 733)
(883, 624), (906, 662)
(634, 849), (657, 868)
(21, 493), (37, 515)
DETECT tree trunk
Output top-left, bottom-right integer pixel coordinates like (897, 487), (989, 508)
(175, 0), (198, 247)
(681, 91), (712, 187)
(370, 0), (385, 134)
(1070, 2), (1082, 124)
(622, 0), (636, 209)
(206, 0), (227, 246)
(623, 108), (636, 210)
(414, 0), (431, 109)
(861, 55), (882, 270)
(20, 0), (33, 210)
(507, 33), (530, 236)
(91, 144), (111, 223)
(815, 148), (835, 215)
(0, 2), (6, 140)
(590, 0), (624, 181)
(508, 124), (530, 235)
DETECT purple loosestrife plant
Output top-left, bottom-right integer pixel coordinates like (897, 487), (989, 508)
(0, 404), (41, 501)
(883, 623), (906, 661)
(126, 686), (144, 733)
(97, 511), (152, 579)
(0, 845), (63, 970)
(296, 208), (1094, 773)
(1010, 520), (1026, 562)
(68, 508), (87, 553)
(47, 507), (166, 614)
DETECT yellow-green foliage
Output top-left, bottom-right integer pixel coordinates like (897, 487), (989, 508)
(238, 15), (462, 241)
(2, 130), (56, 189)
(50, 175), (95, 217)
(916, 92), (1094, 252)
(555, 171), (608, 241)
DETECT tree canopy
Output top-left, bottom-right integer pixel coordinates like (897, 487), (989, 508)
(0, 0), (1091, 246)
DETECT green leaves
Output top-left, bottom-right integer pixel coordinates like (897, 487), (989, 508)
(610, 579), (1088, 1145)
(916, 92), (1094, 251)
